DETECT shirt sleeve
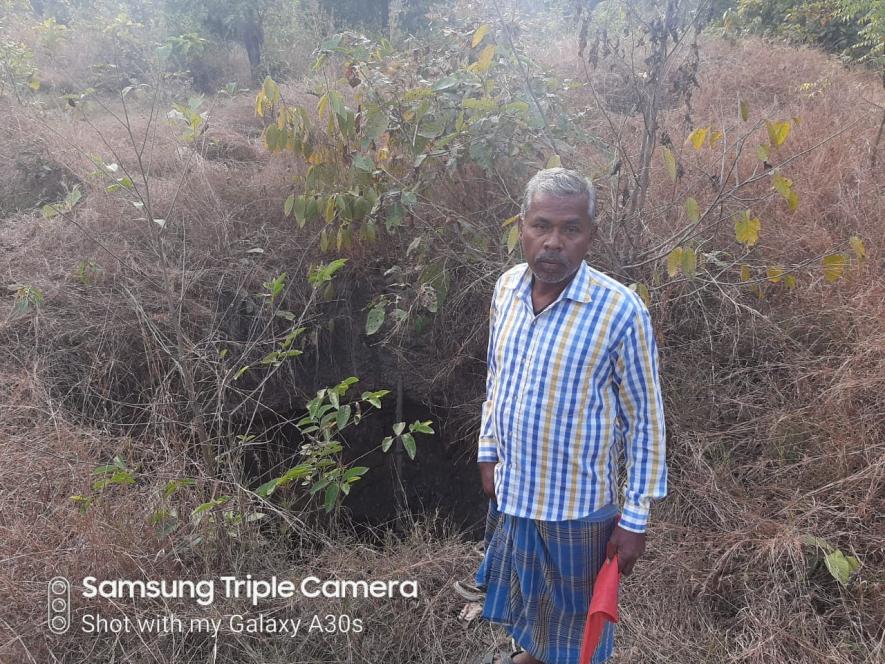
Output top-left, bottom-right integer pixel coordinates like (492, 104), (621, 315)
(612, 297), (667, 533)
(477, 280), (500, 463)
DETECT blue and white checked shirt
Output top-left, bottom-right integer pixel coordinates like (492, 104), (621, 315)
(477, 261), (667, 533)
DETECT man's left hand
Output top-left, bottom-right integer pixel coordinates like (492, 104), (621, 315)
(605, 526), (646, 576)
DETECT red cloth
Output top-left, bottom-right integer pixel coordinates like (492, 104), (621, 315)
(578, 554), (620, 664)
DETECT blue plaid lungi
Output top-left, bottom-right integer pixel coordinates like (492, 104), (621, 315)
(475, 499), (618, 664)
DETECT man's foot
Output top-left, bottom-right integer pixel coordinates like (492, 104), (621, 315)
(453, 579), (486, 601)
(512, 651), (543, 664)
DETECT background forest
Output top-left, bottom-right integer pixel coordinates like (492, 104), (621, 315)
(0, 0), (882, 662)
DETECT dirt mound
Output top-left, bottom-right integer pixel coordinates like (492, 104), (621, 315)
(0, 129), (82, 217)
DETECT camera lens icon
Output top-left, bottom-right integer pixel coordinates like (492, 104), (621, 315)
(47, 576), (71, 635)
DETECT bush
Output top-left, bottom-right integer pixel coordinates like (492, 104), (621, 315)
(728, 0), (884, 65)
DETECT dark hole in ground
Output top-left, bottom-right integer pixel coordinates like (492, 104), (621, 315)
(241, 397), (489, 543)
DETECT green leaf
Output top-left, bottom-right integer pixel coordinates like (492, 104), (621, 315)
(766, 266), (784, 283)
(462, 97), (497, 114)
(255, 479), (279, 498)
(431, 73), (464, 92)
(70, 495), (93, 513)
(292, 195), (308, 227)
(772, 173), (793, 198)
(260, 351), (280, 366)
(353, 154), (374, 172)
(386, 202), (405, 231)
(681, 247), (697, 277)
(284, 194), (295, 216)
(336, 405), (351, 431)
(735, 211), (761, 247)
(770, 173), (799, 211)
(502, 215), (519, 227)
(323, 483), (340, 512)
(503, 101), (529, 115)
(308, 258), (348, 285)
(684, 197), (700, 223)
(364, 221), (378, 243)
(410, 420), (434, 434)
(687, 127), (708, 151)
(280, 326), (305, 349)
(278, 464), (311, 485)
(756, 144), (770, 162)
(402, 191), (418, 208)
(849, 235), (866, 259)
(766, 120), (790, 147)
(366, 305), (385, 335)
(381, 436), (394, 452)
(506, 224), (519, 254)
(739, 100), (749, 122)
(546, 154), (562, 168)
(803, 534), (834, 554)
(393, 422), (406, 436)
(824, 549), (860, 587)
(163, 478), (195, 499)
(362, 389), (389, 409)
(344, 466), (369, 482)
(472, 24), (491, 47)
(472, 44), (496, 74)
(660, 147), (677, 182)
(192, 495), (229, 516)
(667, 247), (683, 277)
(362, 104), (388, 141)
(822, 254), (848, 283)
(335, 376), (359, 394)
(401, 433), (417, 460)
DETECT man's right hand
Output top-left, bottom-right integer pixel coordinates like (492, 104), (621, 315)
(478, 461), (497, 499)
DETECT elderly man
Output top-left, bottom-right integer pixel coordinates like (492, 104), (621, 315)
(474, 168), (667, 664)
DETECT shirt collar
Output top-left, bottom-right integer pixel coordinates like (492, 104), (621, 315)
(504, 261), (593, 305)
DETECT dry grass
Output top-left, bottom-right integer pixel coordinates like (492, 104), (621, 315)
(0, 20), (882, 664)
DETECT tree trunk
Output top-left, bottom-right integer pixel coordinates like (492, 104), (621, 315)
(242, 19), (263, 82)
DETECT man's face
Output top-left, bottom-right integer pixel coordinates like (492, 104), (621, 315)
(520, 191), (594, 285)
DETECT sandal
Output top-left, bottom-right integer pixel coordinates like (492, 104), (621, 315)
(453, 579), (486, 601)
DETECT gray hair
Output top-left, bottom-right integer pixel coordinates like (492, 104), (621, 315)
(520, 167), (597, 223)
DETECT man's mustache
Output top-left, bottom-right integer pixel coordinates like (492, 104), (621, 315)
(536, 254), (565, 265)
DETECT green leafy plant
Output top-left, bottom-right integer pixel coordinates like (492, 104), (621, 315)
(253, 376), (433, 513)
(9, 284), (45, 316)
(41, 185), (83, 220)
(167, 95), (208, 142)
(0, 13), (38, 101)
(91, 456), (136, 491)
(381, 419), (434, 460)
(803, 534), (862, 587)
